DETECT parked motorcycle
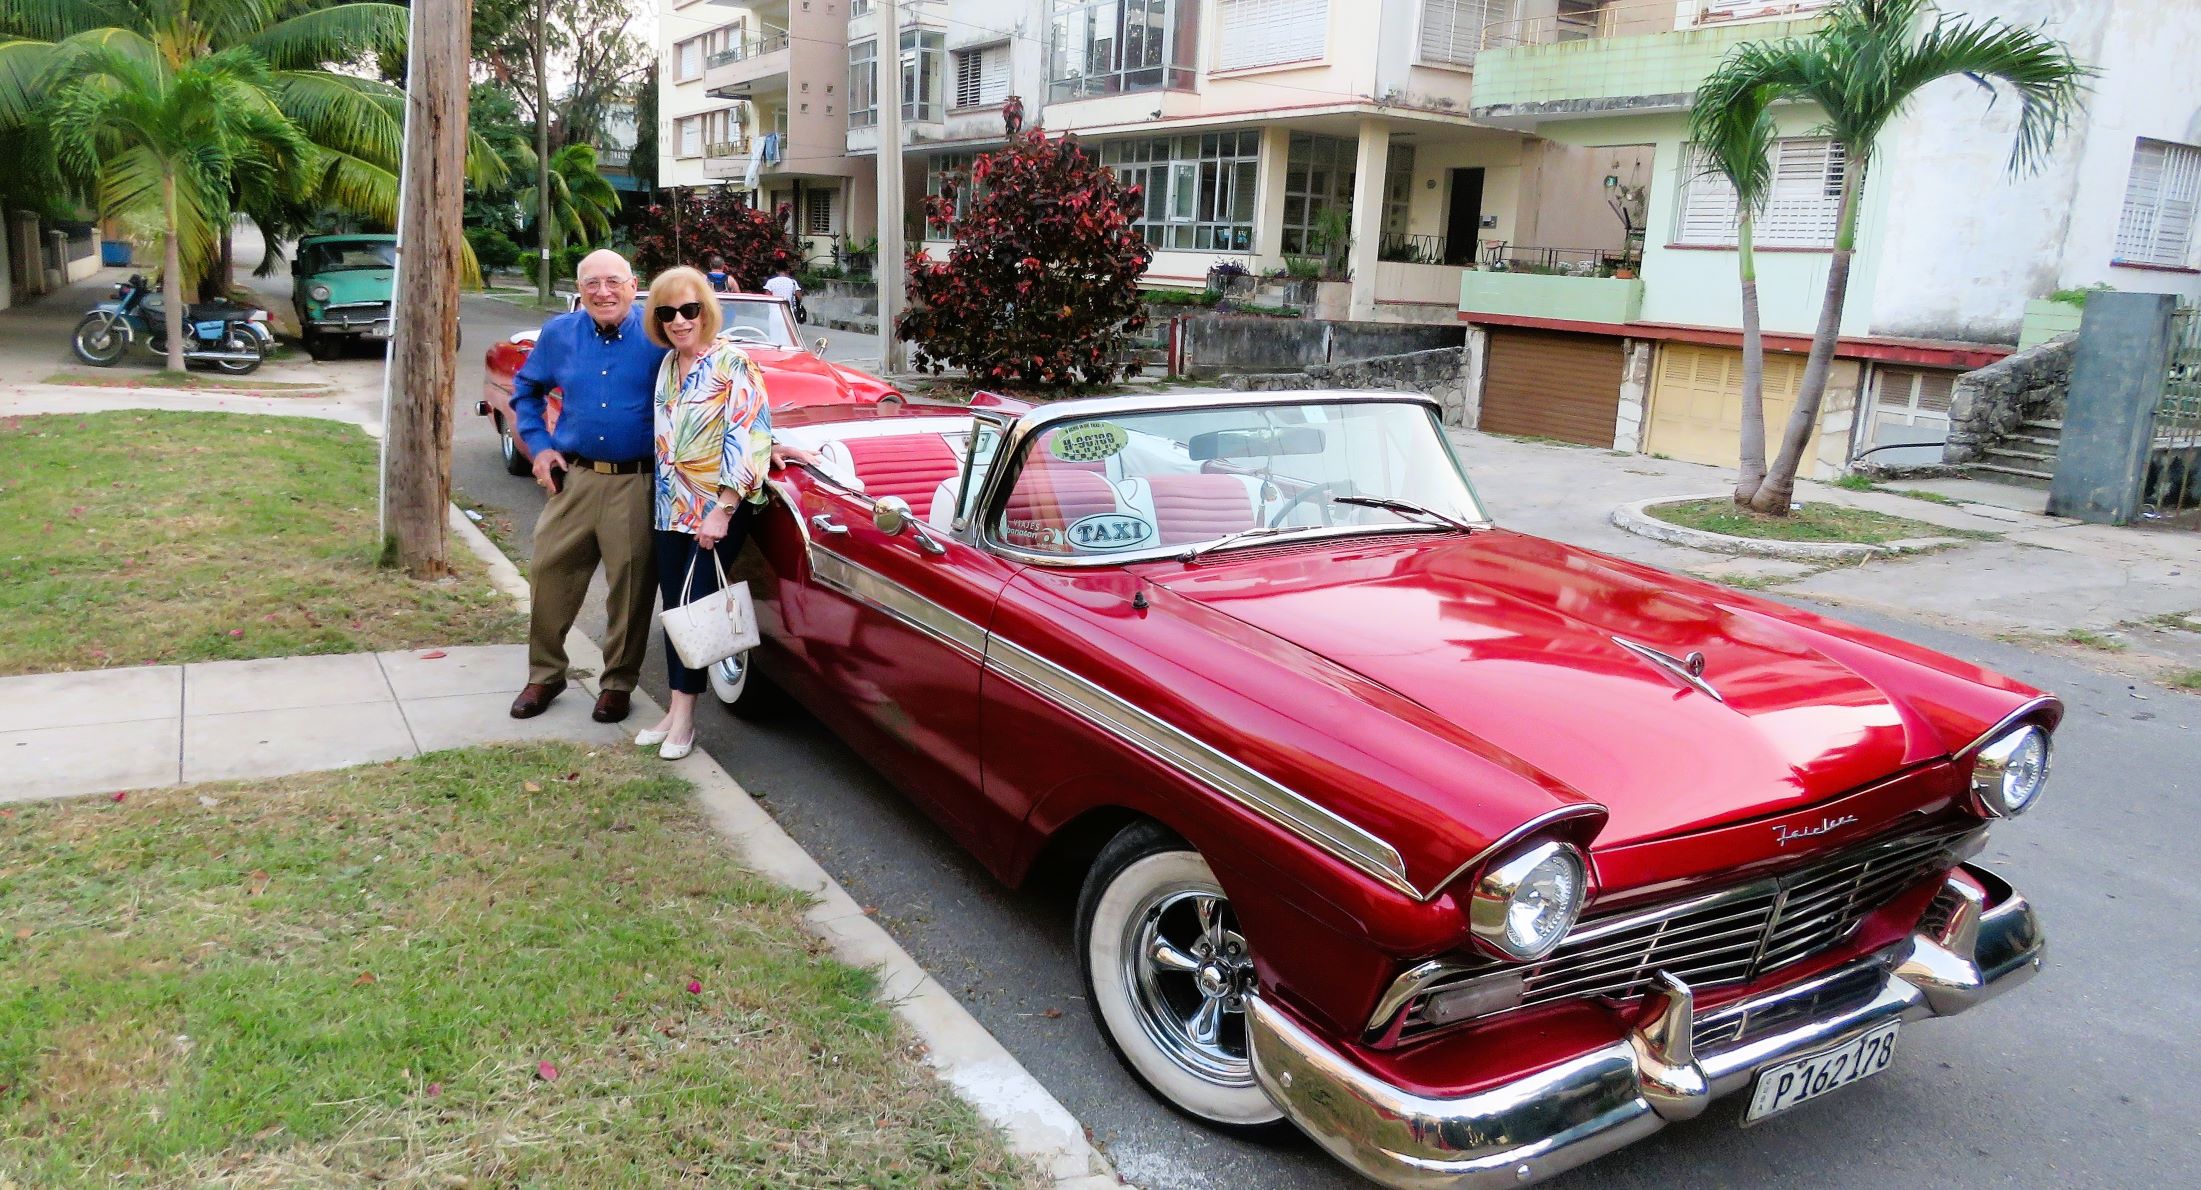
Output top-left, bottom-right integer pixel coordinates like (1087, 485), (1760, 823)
(71, 275), (272, 375)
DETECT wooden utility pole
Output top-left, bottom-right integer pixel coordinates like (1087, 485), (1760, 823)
(876, 0), (907, 373)
(380, 0), (472, 578)
(535, 0), (554, 306)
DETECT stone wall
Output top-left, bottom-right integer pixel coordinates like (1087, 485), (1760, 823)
(1179, 316), (1466, 377)
(1223, 346), (1472, 426)
(1943, 334), (2075, 464)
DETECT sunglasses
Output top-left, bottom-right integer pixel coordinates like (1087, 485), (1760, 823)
(652, 301), (705, 324)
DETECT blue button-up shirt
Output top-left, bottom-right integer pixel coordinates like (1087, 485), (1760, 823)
(511, 305), (666, 463)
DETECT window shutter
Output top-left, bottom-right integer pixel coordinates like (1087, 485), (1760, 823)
(1679, 138), (1842, 247)
(1420, 0), (1511, 67)
(679, 40), (701, 78)
(1678, 149), (1743, 245)
(806, 191), (834, 236)
(1218, 0), (1329, 71)
(953, 45), (1010, 107)
(2118, 139), (2201, 266)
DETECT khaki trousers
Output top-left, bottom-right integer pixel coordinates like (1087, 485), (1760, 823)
(526, 466), (655, 692)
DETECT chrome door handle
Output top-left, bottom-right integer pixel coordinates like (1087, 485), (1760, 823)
(810, 514), (849, 535)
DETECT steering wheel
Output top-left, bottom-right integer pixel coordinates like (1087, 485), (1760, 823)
(725, 326), (773, 344)
(1266, 479), (1355, 528)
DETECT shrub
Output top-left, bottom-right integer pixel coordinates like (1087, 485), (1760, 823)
(519, 243), (592, 288)
(465, 226), (522, 273)
(1143, 288), (1220, 308)
(898, 127), (1153, 388)
(628, 189), (802, 291)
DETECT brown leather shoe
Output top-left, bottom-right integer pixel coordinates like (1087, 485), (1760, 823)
(509, 680), (566, 719)
(592, 688), (632, 723)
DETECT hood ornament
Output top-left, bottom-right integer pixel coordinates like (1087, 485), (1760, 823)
(1612, 637), (1726, 703)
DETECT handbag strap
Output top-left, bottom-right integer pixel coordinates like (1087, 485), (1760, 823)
(677, 537), (736, 605)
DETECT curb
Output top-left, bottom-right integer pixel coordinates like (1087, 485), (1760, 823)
(446, 514), (1124, 1188)
(1611, 495), (1962, 563)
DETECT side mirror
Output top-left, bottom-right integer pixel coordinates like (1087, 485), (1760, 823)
(812, 336), (829, 356)
(872, 495), (912, 536)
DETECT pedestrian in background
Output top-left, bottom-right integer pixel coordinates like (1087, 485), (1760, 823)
(763, 263), (803, 322)
(507, 249), (665, 724)
(705, 255), (730, 293)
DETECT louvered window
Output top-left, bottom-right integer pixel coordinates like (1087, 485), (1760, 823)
(1218, 0), (1328, 70)
(806, 191), (834, 236)
(1419, 0), (1514, 68)
(1678, 138), (1846, 248)
(953, 44), (1010, 108)
(2116, 139), (2201, 268)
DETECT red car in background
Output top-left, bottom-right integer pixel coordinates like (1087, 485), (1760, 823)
(478, 291), (901, 475)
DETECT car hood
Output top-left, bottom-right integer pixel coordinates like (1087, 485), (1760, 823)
(746, 347), (863, 408)
(1150, 529), (2034, 850)
(310, 271), (393, 304)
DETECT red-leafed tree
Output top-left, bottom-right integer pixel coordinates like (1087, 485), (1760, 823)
(629, 187), (801, 289)
(898, 128), (1153, 388)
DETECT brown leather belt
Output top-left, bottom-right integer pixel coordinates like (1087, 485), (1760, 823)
(567, 455), (649, 475)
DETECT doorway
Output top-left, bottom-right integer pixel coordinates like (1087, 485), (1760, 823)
(1444, 167), (1484, 266)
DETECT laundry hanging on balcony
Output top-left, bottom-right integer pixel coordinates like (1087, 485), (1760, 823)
(745, 132), (782, 190)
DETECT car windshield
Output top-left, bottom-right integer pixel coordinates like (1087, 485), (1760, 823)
(615, 295), (798, 348)
(991, 399), (1486, 560)
(304, 241), (395, 272)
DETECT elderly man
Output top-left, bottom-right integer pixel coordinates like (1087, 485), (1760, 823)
(507, 250), (667, 722)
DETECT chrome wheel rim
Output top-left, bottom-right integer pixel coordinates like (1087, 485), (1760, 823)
(1119, 882), (1256, 1087)
(708, 652), (748, 703)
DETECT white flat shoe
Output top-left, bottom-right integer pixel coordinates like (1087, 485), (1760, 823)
(659, 734), (695, 760)
(635, 727), (671, 747)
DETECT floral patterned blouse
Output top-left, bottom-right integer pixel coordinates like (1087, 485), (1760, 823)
(653, 334), (774, 534)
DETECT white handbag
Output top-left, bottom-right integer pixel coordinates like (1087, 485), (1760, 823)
(659, 545), (761, 669)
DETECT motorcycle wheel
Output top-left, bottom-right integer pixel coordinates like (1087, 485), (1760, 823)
(213, 328), (263, 375)
(71, 313), (127, 366)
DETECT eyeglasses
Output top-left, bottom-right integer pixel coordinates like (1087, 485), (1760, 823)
(652, 301), (705, 324)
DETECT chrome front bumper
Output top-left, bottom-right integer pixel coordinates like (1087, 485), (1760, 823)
(1248, 864), (2044, 1190)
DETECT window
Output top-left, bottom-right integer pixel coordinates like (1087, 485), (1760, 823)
(1100, 131), (1259, 252)
(1383, 144), (1416, 243)
(701, 107), (740, 155)
(675, 23), (745, 79)
(1676, 137), (1846, 247)
(849, 39), (878, 127)
(2116, 139), (2201, 268)
(1699, 0), (1835, 21)
(1282, 132), (1355, 255)
(806, 191), (835, 236)
(926, 153), (977, 227)
(678, 116), (703, 158)
(902, 28), (945, 121)
(953, 43), (1011, 108)
(677, 38), (703, 80)
(1049, 0), (1199, 102)
(1217, 0), (1327, 71)
(852, 0), (874, 14)
(1419, 0), (1514, 68)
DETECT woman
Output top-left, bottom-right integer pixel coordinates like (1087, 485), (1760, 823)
(635, 266), (772, 759)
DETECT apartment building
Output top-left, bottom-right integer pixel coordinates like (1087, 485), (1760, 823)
(1454, 0), (2201, 478)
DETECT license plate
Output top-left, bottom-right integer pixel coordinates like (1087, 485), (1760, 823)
(368, 320), (392, 339)
(1744, 1021), (1900, 1124)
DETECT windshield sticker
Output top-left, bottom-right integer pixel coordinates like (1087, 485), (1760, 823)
(1067, 513), (1154, 552)
(1050, 422), (1129, 463)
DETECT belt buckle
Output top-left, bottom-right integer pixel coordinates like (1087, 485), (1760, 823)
(590, 459), (616, 474)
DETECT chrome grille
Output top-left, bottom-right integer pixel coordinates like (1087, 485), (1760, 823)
(1393, 822), (1978, 1041)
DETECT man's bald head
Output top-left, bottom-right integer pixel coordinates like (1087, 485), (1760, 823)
(575, 250), (637, 327)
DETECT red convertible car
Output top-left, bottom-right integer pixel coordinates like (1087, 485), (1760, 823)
(477, 291), (901, 475)
(725, 390), (2053, 1187)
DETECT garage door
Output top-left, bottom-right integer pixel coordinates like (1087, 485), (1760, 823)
(1642, 343), (1814, 468)
(1480, 329), (1625, 447)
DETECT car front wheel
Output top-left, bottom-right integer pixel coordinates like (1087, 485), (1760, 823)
(1078, 823), (1283, 1129)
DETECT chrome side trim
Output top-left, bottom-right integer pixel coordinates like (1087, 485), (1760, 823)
(984, 636), (1420, 900)
(1419, 804), (1609, 907)
(1611, 636), (1726, 703)
(810, 550), (987, 664)
(1952, 694), (2062, 760)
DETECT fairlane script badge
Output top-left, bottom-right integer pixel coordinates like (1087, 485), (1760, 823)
(1067, 513), (1154, 552)
(1773, 814), (1859, 847)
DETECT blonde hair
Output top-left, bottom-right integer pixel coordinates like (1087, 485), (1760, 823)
(642, 266), (724, 348)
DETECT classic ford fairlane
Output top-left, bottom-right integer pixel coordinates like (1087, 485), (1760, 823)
(722, 389), (2053, 1187)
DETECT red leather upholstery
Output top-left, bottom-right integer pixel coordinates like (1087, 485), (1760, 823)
(840, 435), (961, 519)
(1001, 468), (1119, 552)
(1146, 474), (1259, 545)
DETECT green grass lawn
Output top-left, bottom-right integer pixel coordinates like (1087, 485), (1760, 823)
(1650, 498), (1994, 545)
(42, 371), (327, 392)
(0, 411), (525, 676)
(0, 744), (1033, 1187)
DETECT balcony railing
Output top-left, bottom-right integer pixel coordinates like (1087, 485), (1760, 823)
(1480, 241), (1635, 275)
(708, 32), (790, 69)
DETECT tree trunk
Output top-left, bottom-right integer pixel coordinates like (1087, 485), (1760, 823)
(382, 0), (472, 580)
(161, 173), (187, 375)
(1752, 155), (1865, 515)
(535, 0), (554, 307)
(1734, 213), (1767, 505)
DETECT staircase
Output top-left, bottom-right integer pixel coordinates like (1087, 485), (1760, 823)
(1967, 417), (2062, 489)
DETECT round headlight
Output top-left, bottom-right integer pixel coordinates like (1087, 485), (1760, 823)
(1468, 841), (1587, 962)
(309, 284), (332, 302)
(1973, 725), (2050, 816)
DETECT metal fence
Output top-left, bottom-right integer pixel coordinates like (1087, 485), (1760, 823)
(2147, 306), (2201, 523)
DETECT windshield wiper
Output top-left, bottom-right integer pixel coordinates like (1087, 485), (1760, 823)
(1331, 495), (1478, 533)
(1177, 524), (1325, 563)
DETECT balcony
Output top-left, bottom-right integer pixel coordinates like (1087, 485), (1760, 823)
(702, 139), (752, 180)
(1460, 246), (1645, 325)
(1469, 11), (1815, 128)
(705, 33), (792, 97)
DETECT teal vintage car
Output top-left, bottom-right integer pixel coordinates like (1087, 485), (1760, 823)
(291, 234), (396, 359)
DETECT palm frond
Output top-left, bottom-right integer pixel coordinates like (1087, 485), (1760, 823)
(247, 3), (406, 71)
(0, 0), (133, 41)
(271, 68), (400, 170)
(0, 38), (57, 127)
(1885, 11), (2091, 174)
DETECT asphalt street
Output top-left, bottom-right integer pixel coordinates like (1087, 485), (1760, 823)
(439, 382), (2199, 1188)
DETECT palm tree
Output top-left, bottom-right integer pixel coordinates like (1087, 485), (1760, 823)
(1692, 0), (2087, 514)
(1686, 80), (1779, 505)
(517, 142), (622, 255)
(49, 40), (306, 372)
